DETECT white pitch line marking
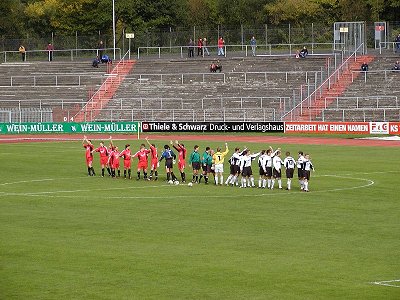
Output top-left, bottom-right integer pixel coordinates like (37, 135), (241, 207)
(371, 279), (400, 288)
(0, 174), (374, 199)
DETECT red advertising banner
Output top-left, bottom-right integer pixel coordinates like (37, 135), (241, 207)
(285, 122), (370, 134)
(388, 122), (400, 135)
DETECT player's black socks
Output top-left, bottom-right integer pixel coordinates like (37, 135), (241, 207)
(205, 175), (209, 183)
(124, 170), (126, 178)
(111, 169), (115, 177)
(107, 167), (111, 175)
(144, 172), (148, 179)
(149, 170), (154, 179)
(181, 172), (186, 182)
(171, 172), (177, 181)
(137, 172), (140, 180)
(118, 170), (120, 177)
(91, 167), (95, 176)
(167, 172), (171, 181)
(155, 171), (158, 180)
(128, 169), (131, 179)
(101, 168), (105, 177)
(199, 174), (203, 183)
(87, 167), (91, 176)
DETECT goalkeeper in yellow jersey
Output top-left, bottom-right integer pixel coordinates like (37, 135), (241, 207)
(212, 143), (229, 185)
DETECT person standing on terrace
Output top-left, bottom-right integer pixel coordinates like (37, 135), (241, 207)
(19, 45), (26, 62)
(250, 36), (257, 56)
(45, 42), (54, 61)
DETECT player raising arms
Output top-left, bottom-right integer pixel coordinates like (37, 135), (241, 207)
(82, 136), (95, 176)
(119, 144), (132, 179)
(283, 151), (296, 190)
(132, 144), (151, 180)
(107, 146), (119, 178)
(93, 139), (110, 177)
(172, 140), (187, 183)
(303, 153), (315, 192)
(145, 138), (159, 181)
(239, 149), (260, 188)
(257, 150), (268, 188)
(188, 145), (201, 183)
(225, 147), (247, 186)
(159, 144), (178, 182)
(212, 143), (229, 185)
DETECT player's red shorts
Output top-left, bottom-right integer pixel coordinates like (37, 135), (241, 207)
(151, 159), (158, 169)
(100, 157), (108, 165)
(137, 161), (148, 170)
(86, 157), (93, 166)
(178, 159), (185, 170)
(124, 160), (131, 169)
(114, 159), (120, 169)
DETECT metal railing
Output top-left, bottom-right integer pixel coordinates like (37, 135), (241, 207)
(322, 96), (399, 109)
(75, 50), (131, 116)
(124, 70), (323, 85)
(379, 42), (400, 54)
(0, 99), (86, 110)
(137, 43), (341, 59)
(0, 48), (121, 63)
(1, 74), (106, 87)
(108, 96), (291, 110)
(321, 108), (400, 122)
(0, 108), (53, 123)
(282, 43), (365, 121)
(351, 69), (400, 82)
(81, 108), (277, 122)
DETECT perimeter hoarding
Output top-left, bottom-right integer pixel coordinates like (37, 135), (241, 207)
(0, 122), (139, 134)
(285, 122), (400, 135)
(141, 122), (285, 133)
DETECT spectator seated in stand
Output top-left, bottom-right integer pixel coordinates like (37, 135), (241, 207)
(101, 54), (112, 64)
(210, 60), (222, 72)
(392, 61), (400, 71)
(361, 62), (368, 72)
(299, 46), (308, 58)
(92, 56), (100, 68)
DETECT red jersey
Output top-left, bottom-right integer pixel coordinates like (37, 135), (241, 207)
(133, 149), (150, 164)
(149, 145), (158, 160)
(119, 149), (132, 161)
(94, 146), (108, 157)
(109, 150), (119, 168)
(83, 144), (93, 158)
(174, 145), (187, 162)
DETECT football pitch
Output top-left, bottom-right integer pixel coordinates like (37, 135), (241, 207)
(0, 136), (399, 299)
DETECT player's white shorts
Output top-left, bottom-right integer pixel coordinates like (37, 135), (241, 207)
(214, 163), (224, 173)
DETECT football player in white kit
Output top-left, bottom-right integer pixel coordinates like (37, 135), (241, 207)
(239, 150), (260, 188)
(271, 150), (284, 189)
(303, 153), (314, 192)
(283, 151), (296, 190)
(297, 151), (305, 190)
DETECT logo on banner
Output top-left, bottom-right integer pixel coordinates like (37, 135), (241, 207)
(142, 122), (149, 131)
(370, 122), (389, 134)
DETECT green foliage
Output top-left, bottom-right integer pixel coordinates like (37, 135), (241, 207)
(2, 0), (400, 40)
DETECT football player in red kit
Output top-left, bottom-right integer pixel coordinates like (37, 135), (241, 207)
(172, 140), (187, 183)
(145, 137), (159, 181)
(132, 144), (151, 180)
(107, 146), (119, 178)
(93, 140), (109, 177)
(82, 136), (95, 176)
(119, 144), (132, 179)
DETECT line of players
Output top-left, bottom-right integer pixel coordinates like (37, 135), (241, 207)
(82, 136), (314, 191)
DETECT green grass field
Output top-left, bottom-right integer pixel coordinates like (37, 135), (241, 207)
(1, 138), (399, 299)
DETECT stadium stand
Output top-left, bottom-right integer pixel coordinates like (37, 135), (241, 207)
(0, 61), (107, 122)
(93, 56), (331, 122)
